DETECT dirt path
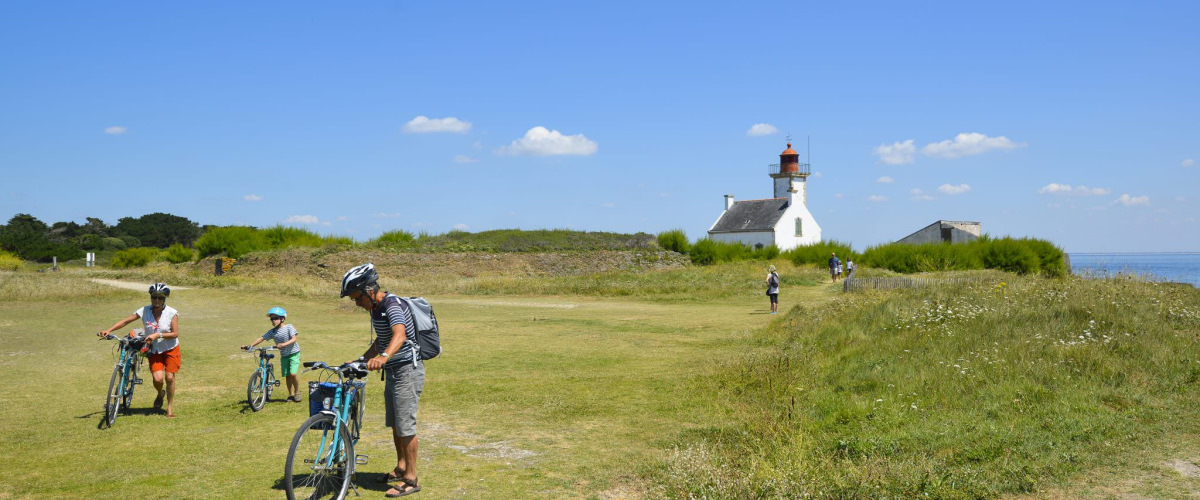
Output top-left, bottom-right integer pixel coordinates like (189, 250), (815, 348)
(91, 279), (193, 291)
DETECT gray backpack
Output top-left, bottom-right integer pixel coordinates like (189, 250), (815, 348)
(398, 297), (440, 360)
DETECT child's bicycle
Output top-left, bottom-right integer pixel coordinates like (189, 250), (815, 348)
(97, 330), (147, 429)
(284, 358), (369, 500)
(241, 346), (281, 411)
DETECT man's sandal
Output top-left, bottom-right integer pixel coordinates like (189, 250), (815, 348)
(381, 468), (406, 484)
(385, 477), (420, 497)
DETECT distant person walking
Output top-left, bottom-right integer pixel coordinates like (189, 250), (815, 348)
(341, 263), (425, 498)
(828, 253), (841, 283)
(241, 306), (302, 402)
(765, 265), (781, 314)
(846, 259), (855, 277)
(98, 282), (181, 418)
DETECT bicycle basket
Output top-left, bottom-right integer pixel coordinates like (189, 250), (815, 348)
(308, 382), (339, 424)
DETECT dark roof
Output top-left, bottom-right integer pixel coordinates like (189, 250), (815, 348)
(709, 198), (789, 233)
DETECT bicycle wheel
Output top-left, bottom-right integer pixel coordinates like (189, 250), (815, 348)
(285, 413), (353, 500)
(120, 359), (138, 413)
(102, 360), (123, 428)
(248, 371), (266, 411)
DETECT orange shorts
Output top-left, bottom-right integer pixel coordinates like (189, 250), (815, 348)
(148, 346), (182, 373)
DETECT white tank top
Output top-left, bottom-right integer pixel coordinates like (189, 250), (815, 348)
(136, 305), (179, 354)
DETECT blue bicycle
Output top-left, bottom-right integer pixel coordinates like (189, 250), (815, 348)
(284, 359), (368, 500)
(98, 331), (147, 429)
(242, 346), (280, 411)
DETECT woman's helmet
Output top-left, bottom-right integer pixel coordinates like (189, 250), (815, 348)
(148, 283), (171, 297)
(340, 263), (379, 297)
(267, 307), (287, 318)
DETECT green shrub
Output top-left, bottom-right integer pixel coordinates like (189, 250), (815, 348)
(689, 239), (717, 265)
(195, 226), (267, 259)
(0, 250), (22, 271)
(261, 225), (353, 248)
(656, 229), (690, 254)
(119, 235), (141, 248)
(1021, 237), (1068, 277)
(162, 243), (195, 264)
(782, 240), (855, 267)
(980, 237), (1041, 274)
(111, 247), (160, 268)
(102, 237), (127, 250)
(373, 230), (416, 246)
(74, 233), (104, 251)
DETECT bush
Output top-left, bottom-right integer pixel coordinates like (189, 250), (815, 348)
(162, 243), (195, 264)
(119, 235), (141, 248)
(656, 229), (690, 254)
(102, 237), (127, 250)
(858, 237), (1063, 276)
(194, 226), (267, 259)
(980, 237), (1041, 275)
(689, 239), (717, 265)
(111, 247), (160, 268)
(783, 240), (854, 267)
(373, 229), (416, 246)
(74, 233), (104, 251)
(0, 250), (22, 271)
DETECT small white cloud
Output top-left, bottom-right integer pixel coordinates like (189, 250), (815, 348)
(1183, 159), (1195, 167)
(868, 195), (889, 202)
(910, 188), (925, 195)
(746, 123), (778, 136)
(1113, 194), (1150, 206)
(104, 126), (127, 135)
(911, 194), (936, 201)
(874, 140), (916, 165)
(320, 221), (332, 226)
(336, 216), (348, 221)
(453, 223), (469, 231)
(659, 192), (671, 197)
(374, 213), (402, 218)
(834, 193), (845, 199)
(1176, 196), (1188, 202)
(1077, 186), (1110, 196)
(811, 171), (823, 178)
(496, 126), (597, 156)
(284, 215), (319, 225)
(243, 194), (262, 202)
(938, 183), (971, 195)
(1038, 183), (1072, 194)
(600, 202), (616, 208)
(403, 116), (471, 134)
(922, 132), (1025, 159)
(454, 155), (479, 163)
(1038, 183), (1111, 196)
(877, 176), (894, 184)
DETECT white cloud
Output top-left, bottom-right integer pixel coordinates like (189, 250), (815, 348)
(911, 194), (936, 201)
(874, 140), (916, 165)
(921, 132), (1025, 159)
(403, 116), (471, 134)
(453, 223), (469, 231)
(834, 193), (845, 199)
(812, 171), (823, 178)
(320, 221), (332, 226)
(374, 212), (402, 218)
(600, 202), (616, 208)
(938, 183), (971, 195)
(454, 155), (479, 163)
(104, 126), (127, 135)
(910, 188), (925, 194)
(243, 194), (262, 202)
(336, 216), (348, 221)
(876, 176), (894, 184)
(496, 126), (597, 156)
(1183, 159), (1195, 167)
(746, 123), (778, 136)
(868, 195), (889, 202)
(284, 215), (319, 225)
(1038, 183), (1111, 196)
(1113, 194), (1150, 206)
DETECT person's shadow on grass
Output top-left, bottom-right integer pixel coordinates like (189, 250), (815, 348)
(272, 472), (393, 494)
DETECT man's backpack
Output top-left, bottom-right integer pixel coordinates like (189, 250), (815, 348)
(398, 297), (440, 360)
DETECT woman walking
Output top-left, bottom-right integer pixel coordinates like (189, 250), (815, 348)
(765, 265), (781, 314)
(98, 283), (181, 418)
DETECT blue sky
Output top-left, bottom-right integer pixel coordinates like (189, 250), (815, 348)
(2, 1), (1197, 252)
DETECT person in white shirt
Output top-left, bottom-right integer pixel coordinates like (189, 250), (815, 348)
(99, 283), (181, 418)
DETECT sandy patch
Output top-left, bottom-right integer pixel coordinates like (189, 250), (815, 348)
(91, 279), (192, 291)
(1166, 458), (1200, 478)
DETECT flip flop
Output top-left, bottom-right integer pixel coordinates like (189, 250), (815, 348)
(385, 477), (420, 497)
(166, 413), (177, 419)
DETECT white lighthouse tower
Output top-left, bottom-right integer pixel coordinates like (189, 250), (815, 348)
(707, 142), (823, 250)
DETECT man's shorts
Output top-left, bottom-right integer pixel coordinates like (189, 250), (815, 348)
(281, 352), (301, 377)
(384, 360), (425, 437)
(148, 346), (182, 373)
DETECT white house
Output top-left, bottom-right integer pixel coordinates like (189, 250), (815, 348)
(707, 143), (822, 250)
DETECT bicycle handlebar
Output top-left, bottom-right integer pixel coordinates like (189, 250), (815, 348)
(302, 358), (369, 380)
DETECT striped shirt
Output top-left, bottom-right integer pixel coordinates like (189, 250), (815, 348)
(371, 293), (417, 367)
(261, 324), (300, 356)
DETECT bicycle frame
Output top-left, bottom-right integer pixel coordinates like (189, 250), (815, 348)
(256, 349), (277, 393)
(100, 334), (145, 428)
(306, 363), (366, 464)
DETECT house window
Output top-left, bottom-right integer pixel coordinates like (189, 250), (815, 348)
(795, 218), (803, 237)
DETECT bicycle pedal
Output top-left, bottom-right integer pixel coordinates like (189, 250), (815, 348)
(355, 454), (369, 465)
(133, 378), (143, 385)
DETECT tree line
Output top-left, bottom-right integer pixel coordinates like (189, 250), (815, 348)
(0, 213), (201, 262)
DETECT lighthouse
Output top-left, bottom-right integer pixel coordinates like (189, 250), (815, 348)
(706, 142), (823, 250)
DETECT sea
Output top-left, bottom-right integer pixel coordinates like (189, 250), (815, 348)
(1068, 253), (1200, 287)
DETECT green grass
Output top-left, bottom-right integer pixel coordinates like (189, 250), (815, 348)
(0, 265), (831, 499)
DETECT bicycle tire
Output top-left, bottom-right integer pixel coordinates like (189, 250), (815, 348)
(284, 413), (353, 500)
(120, 358), (138, 413)
(248, 371), (266, 411)
(102, 359), (123, 428)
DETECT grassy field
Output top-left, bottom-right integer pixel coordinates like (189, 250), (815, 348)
(0, 263), (837, 499)
(1, 258), (1197, 499)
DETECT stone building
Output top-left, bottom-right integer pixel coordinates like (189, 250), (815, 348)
(896, 220), (981, 244)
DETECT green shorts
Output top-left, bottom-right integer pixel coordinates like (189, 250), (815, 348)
(281, 352), (301, 377)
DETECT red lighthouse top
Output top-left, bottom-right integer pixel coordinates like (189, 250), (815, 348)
(779, 142), (801, 173)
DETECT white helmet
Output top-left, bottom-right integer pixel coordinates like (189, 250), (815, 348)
(340, 263), (378, 297)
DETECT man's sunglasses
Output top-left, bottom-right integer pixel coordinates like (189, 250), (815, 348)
(150, 295), (167, 300)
